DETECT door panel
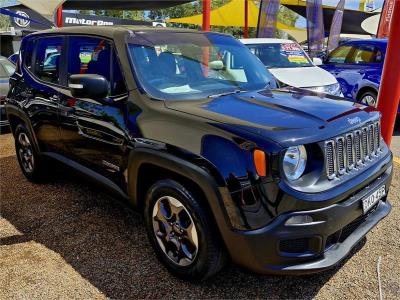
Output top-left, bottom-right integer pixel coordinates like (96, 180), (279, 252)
(58, 36), (129, 184)
(23, 36), (65, 152)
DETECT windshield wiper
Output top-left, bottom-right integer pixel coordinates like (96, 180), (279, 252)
(207, 89), (242, 98)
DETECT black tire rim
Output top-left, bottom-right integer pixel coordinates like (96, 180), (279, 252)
(152, 196), (199, 267)
(17, 132), (34, 173)
(361, 94), (376, 106)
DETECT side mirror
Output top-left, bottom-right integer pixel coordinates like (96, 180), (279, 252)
(312, 57), (323, 66)
(68, 74), (110, 100)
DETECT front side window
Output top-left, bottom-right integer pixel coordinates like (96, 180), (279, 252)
(348, 45), (382, 64)
(326, 45), (353, 64)
(67, 36), (126, 96)
(246, 43), (313, 68)
(33, 37), (63, 84)
(127, 32), (274, 100)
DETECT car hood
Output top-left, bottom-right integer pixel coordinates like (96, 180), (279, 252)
(269, 66), (337, 88)
(165, 89), (379, 147)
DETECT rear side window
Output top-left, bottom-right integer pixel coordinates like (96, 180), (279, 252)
(67, 36), (126, 96)
(326, 45), (353, 64)
(33, 37), (64, 84)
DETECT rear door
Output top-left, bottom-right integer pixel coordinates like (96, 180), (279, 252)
(21, 36), (66, 152)
(57, 35), (129, 183)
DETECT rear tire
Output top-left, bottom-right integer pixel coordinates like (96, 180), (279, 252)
(15, 124), (48, 182)
(359, 90), (377, 107)
(144, 179), (226, 281)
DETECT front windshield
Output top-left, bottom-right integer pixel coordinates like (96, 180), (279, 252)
(127, 31), (275, 100)
(246, 43), (313, 68)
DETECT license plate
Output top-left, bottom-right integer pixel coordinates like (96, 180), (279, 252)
(362, 185), (386, 214)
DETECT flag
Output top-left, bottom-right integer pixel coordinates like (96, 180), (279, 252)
(306, 0), (325, 58)
(257, 0), (281, 38)
(377, 0), (395, 38)
(327, 0), (346, 53)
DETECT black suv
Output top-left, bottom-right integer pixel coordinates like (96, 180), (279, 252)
(6, 27), (392, 280)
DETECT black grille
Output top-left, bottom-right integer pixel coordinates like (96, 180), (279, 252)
(337, 137), (346, 174)
(362, 127), (368, 159)
(346, 134), (355, 168)
(279, 238), (309, 253)
(325, 121), (381, 180)
(326, 141), (335, 179)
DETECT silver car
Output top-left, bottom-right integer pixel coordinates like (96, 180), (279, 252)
(0, 56), (15, 129)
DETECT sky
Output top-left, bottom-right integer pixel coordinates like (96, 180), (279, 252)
(295, 0), (384, 28)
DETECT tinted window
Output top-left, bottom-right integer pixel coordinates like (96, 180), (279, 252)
(327, 45), (353, 64)
(246, 43), (313, 68)
(67, 36), (126, 96)
(33, 37), (64, 84)
(127, 32), (274, 101)
(349, 44), (382, 64)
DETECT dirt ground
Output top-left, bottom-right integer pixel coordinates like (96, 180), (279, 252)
(0, 132), (399, 299)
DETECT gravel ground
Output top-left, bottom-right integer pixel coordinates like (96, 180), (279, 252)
(0, 132), (399, 299)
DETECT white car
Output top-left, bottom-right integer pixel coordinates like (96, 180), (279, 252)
(240, 38), (342, 96)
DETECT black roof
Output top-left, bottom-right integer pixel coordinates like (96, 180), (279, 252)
(30, 25), (203, 38)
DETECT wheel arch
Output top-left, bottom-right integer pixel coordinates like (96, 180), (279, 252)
(6, 105), (41, 153)
(356, 85), (378, 101)
(127, 148), (234, 244)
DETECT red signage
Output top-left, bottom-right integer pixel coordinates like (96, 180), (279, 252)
(377, 0), (395, 38)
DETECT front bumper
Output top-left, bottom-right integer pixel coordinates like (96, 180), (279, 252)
(222, 162), (392, 275)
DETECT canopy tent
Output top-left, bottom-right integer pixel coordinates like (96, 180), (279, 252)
(10, 0), (63, 20)
(167, 0), (379, 41)
(167, 0), (307, 41)
(4, 0), (192, 22)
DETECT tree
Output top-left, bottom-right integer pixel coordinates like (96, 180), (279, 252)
(81, 10), (144, 20)
(0, 14), (11, 31)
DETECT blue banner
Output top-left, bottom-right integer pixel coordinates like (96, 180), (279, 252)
(306, 0), (325, 58)
(0, 7), (49, 26)
(327, 0), (346, 53)
(257, 0), (281, 38)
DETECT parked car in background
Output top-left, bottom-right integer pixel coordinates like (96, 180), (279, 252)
(321, 39), (399, 117)
(240, 38), (342, 96)
(0, 56), (15, 130)
(7, 27), (392, 280)
(8, 52), (19, 64)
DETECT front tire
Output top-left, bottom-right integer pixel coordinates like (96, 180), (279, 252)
(15, 124), (48, 182)
(144, 179), (226, 281)
(359, 90), (377, 107)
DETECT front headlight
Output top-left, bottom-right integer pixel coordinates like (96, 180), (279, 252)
(283, 145), (307, 181)
(307, 83), (342, 96)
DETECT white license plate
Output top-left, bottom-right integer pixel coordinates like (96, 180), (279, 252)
(362, 185), (386, 214)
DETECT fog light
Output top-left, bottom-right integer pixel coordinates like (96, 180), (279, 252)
(285, 215), (313, 225)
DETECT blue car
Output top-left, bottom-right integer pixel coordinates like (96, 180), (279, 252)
(321, 39), (398, 116)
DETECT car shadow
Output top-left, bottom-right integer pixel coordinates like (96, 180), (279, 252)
(0, 155), (367, 299)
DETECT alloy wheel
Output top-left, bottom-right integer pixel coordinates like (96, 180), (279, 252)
(17, 132), (34, 173)
(361, 95), (376, 106)
(152, 196), (199, 266)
